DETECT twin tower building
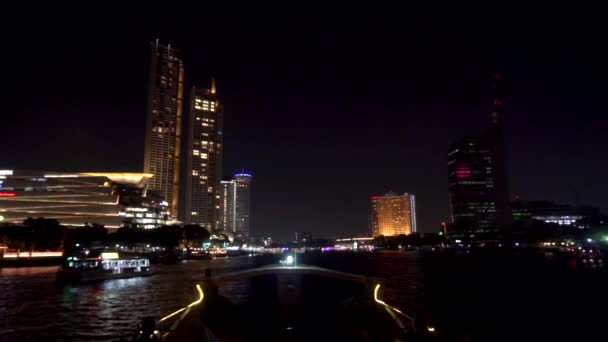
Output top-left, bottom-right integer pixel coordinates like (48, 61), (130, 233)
(143, 40), (251, 236)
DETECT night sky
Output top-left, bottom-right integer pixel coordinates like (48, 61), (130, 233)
(3, 6), (607, 239)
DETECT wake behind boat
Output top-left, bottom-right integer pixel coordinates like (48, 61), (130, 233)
(57, 248), (152, 284)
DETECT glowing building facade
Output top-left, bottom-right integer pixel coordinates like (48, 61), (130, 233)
(234, 173), (252, 236)
(0, 170), (171, 229)
(218, 173), (252, 236)
(143, 40), (184, 218)
(448, 137), (497, 230)
(370, 192), (417, 237)
(218, 179), (236, 233)
(184, 80), (223, 229)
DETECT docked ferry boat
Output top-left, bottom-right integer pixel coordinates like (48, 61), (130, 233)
(57, 249), (152, 284)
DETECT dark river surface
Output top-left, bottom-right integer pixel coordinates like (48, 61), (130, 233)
(1, 250), (608, 341)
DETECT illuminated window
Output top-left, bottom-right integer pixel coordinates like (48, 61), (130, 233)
(195, 105), (203, 110)
(202, 123), (209, 127)
(202, 133), (209, 137)
(193, 149), (200, 156)
(192, 212), (198, 216)
(201, 140), (209, 145)
(201, 153), (208, 159)
(208, 186), (213, 193)
(192, 170), (199, 176)
(196, 117), (201, 121)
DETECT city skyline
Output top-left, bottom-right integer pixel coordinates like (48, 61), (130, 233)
(4, 11), (608, 239)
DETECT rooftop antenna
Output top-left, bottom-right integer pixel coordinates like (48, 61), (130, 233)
(211, 77), (217, 94)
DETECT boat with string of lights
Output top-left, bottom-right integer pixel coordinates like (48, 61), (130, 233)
(56, 248), (152, 284)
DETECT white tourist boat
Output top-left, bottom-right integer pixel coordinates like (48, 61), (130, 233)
(57, 250), (152, 284)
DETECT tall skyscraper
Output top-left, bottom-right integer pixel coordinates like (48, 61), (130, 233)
(370, 192), (417, 237)
(448, 137), (497, 230)
(234, 173), (252, 236)
(487, 73), (513, 230)
(218, 179), (236, 233)
(143, 40), (184, 217)
(184, 79), (223, 229)
(448, 73), (512, 232)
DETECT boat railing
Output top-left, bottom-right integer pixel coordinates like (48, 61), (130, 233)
(153, 283), (205, 340)
(373, 283), (416, 332)
(149, 264), (419, 340)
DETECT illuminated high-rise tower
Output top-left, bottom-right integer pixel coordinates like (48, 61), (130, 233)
(185, 79), (223, 229)
(448, 73), (512, 232)
(487, 73), (513, 230)
(370, 192), (417, 237)
(143, 40), (184, 217)
(218, 173), (252, 236)
(218, 179), (236, 233)
(447, 137), (496, 230)
(234, 173), (252, 236)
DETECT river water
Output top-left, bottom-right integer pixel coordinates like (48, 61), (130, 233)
(1, 250), (607, 341)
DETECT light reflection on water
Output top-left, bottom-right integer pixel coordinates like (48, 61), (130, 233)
(0, 257), (282, 341)
(0, 254), (422, 341)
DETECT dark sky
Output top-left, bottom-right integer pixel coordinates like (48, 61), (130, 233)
(3, 6), (607, 239)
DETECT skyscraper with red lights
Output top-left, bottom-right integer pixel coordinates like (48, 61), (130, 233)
(448, 74), (512, 232)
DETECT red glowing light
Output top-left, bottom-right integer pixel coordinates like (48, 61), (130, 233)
(455, 164), (472, 179)
(514, 194), (520, 200)
(370, 196), (380, 200)
(493, 99), (502, 106)
(0, 192), (16, 197)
